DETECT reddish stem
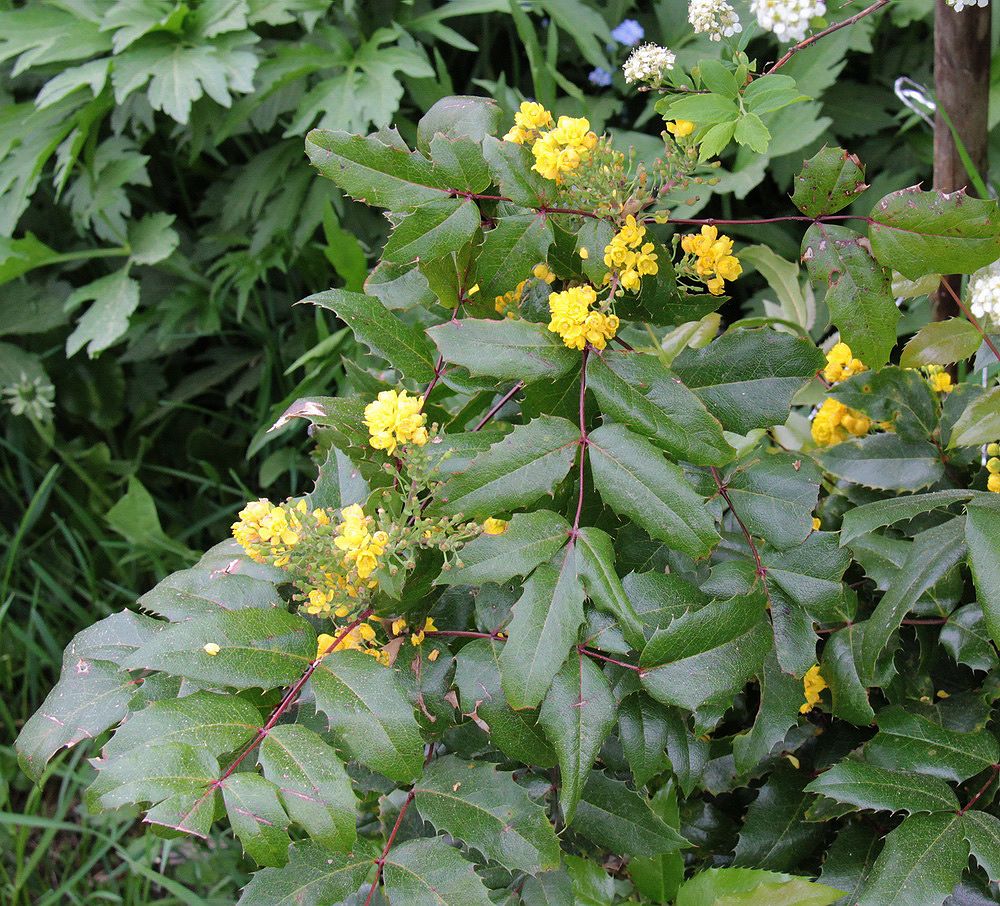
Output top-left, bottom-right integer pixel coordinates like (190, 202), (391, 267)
(710, 466), (768, 583)
(578, 644), (644, 673)
(940, 278), (1000, 364)
(422, 355), (446, 405)
(958, 763), (1000, 815)
(571, 347), (591, 538)
(474, 381), (525, 431)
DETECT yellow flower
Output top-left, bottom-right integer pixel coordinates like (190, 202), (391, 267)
(929, 371), (953, 393)
(364, 389), (428, 455)
(531, 115), (598, 181)
(812, 517), (821, 531)
(800, 665), (827, 713)
(428, 648), (440, 662)
(681, 225), (742, 295)
(503, 102), (555, 145)
(203, 642), (221, 656)
(483, 517), (509, 535)
(232, 498), (303, 562)
(987, 457), (1000, 474)
(533, 262), (557, 284)
(988, 443), (1000, 456)
(989, 474), (1000, 493)
(334, 505), (388, 581)
(811, 398), (871, 447)
(603, 215), (658, 294)
(358, 623), (376, 642)
(823, 343), (866, 383)
(467, 284), (480, 296)
(410, 617), (437, 647)
(495, 279), (528, 317)
(579, 247), (589, 260)
(667, 119), (695, 137)
(391, 617), (408, 636)
(547, 285), (618, 351)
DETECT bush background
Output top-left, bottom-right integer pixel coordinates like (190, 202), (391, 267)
(0, 0), (972, 900)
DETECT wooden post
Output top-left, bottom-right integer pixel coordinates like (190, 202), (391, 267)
(932, 0), (991, 320)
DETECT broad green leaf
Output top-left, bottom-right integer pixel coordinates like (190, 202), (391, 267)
(629, 782), (684, 903)
(305, 130), (449, 210)
(830, 367), (937, 441)
(259, 724), (357, 851)
(791, 146), (868, 217)
(270, 395), (370, 453)
(623, 571), (709, 631)
(306, 289), (438, 383)
(802, 223), (897, 366)
(434, 416), (579, 518)
(585, 351), (735, 467)
(571, 770), (688, 856)
(640, 590), (771, 712)
(658, 92), (739, 125)
(575, 526), (645, 650)
(565, 855), (617, 905)
(428, 134), (492, 193)
(474, 212), (553, 301)
(124, 608), (314, 690)
(539, 654), (616, 822)
(672, 329), (824, 433)
(864, 706), (999, 783)
(427, 318), (577, 384)
(310, 650), (424, 782)
(948, 386), (1000, 447)
(963, 810), (1000, 883)
(138, 566), (283, 621)
(436, 510), (569, 585)
(454, 639), (556, 767)
(732, 650), (803, 776)
(664, 707), (710, 796)
(521, 870), (574, 906)
(52, 610), (164, 666)
(65, 268), (140, 358)
(839, 489), (975, 545)
(417, 96), (502, 154)
(742, 73), (808, 115)
(821, 626), (875, 725)
(588, 424), (720, 559)
(500, 549), (585, 709)
(763, 531), (851, 621)
(724, 452), (821, 550)
(858, 517), (966, 683)
(383, 838), (493, 906)
(856, 812), (968, 906)
(869, 186), (1000, 279)
(237, 840), (377, 906)
(966, 498), (1000, 648)
(805, 760), (959, 814)
(734, 768), (823, 871)
(819, 824), (882, 905)
(940, 603), (999, 671)
(482, 137), (555, 208)
(127, 212), (178, 265)
(618, 694), (672, 787)
(677, 867), (844, 906)
(413, 755), (561, 874)
(381, 198), (480, 265)
(816, 434), (944, 492)
(222, 773), (291, 867)
(900, 318), (984, 368)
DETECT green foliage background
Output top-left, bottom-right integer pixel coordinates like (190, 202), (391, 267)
(2, 0), (997, 903)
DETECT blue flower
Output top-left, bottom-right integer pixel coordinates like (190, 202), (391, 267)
(588, 67), (613, 87)
(611, 18), (644, 46)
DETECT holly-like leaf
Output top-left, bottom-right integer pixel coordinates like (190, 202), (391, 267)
(672, 329), (824, 434)
(571, 770), (688, 856)
(732, 650), (803, 776)
(482, 137), (555, 208)
(816, 435), (944, 492)
(629, 782), (685, 903)
(868, 186), (1000, 280)
(306, 130), (450, 210)
(383, 838), (494, 906)
(500, 548), (586, 710)
(948, 386), (1000, 448)
(306, 289), (438, 383)
(966, 497), (1000, 648)
(963, 810), (1000, 884)
(417, 96), (502, 154)
(805, 760), (959, 814)
(618, 694), (672, 788)
(855, 812), (968, 906)
(940, 603), (999, 672)
(586, 351), (735, 467)
(434, 416), (579, 518)
(237, 840), (377, 906)
(259, 724), (357, 851)
(521, 870), (574, 906)
(539, 653), (617, 822)
(639, 590), (771, 713)
(454, 639), (556, 767)
(821, 625), (875, 725)
(222, 773), (292, 867)
(427, 318), (577, 384)
(575, 526), (645, 650)
(864, 706), (999, 783)
(474, 212), (554, 302)
(839, 489), (975, 545)
(427, 134), (492, 193)
(623, 571), (709, 631)
(802, 223), (897, 366)
(123, 606), (313, 689)
(310, 650), (425, 782)
(677, 867), (844, 906)
(381, 198), (481, 266)
(588, 424), (720, 559)
(900, 318), (984, 368)
(413, 755), (561, 874)
(830, 368), (937, 441)
(436, 510), (569, 586)
(791, 146), (868, 217)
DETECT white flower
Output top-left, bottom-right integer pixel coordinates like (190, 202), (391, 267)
(622, 43), (676, 87)
(2, 373), (55, 422)
(688, 0), (743, 41)
(946, 0), (988, 10)
(969, 258), (1000, 326)
(751, 0), (826, 42)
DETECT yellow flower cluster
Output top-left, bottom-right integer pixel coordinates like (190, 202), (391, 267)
(232, 498), (307, 565)
(495, 279), (527, 317)
(823, 342), (865, 383)
(547, 285), (619, 351)
(987, 443), (1000, 493)
(335, 504), (388, 581)
(800, 665), (827, 714)
(531, 116), (599, 182)
(681, 225), (742, 296)
(502, 101), (554, 146)
(810, 397), (871, 447)
(316, 621), (389, 666)
(925, 365), (953, 394)
(603, 215), (658, 293)
(364, 389), (428, 456)
(667, 119), (695, 138)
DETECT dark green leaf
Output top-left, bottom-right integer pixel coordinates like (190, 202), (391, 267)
(521, 870), (574, 906)
(830, 367), (937, 441)
(222, 773), (291, 867)
(629, 782), (685, 903)
(941, 603), (999, 672)
(575, 526), (645, 650)
(821, 625), (875, 725)
(138, 566), (283, 621)
(417, 96), (502, 153)
(383, 838), (493, 906)
(474, 213), (553, 301)
(805, 760), (959, 814)
(732, 650), (803, 776)
(618, 694), (672, 787)
(791, 146), (868, 217)
(949, 386), (1000, 448)
(381, 198), (480, 266)
(623, 570), (709, 631)
(966, 498), (1000, 649)
(963, 810), (1000, 884)
(482, 136), (555, 208)
(840, 489), (975, 545)
(816, 434), (944, 492)
(900, 318), (984, 368)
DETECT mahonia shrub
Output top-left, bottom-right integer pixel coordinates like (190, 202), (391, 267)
(16, 14), (1000, 904)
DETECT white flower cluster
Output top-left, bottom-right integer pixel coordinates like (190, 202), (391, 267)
(969, 258), (1000, 326)
(622, 43), (676, 87)
(751, 0), (826, 42)
(688, 0), (743, 41)
(946, 0), (988, 10)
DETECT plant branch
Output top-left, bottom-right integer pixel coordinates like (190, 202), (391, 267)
(422, 355), (446, 405)
(958, 763), (1000, 815)
(570, 346), (591, 538)
(474, 380), (525, 431)
(765, 0), (892, 74)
